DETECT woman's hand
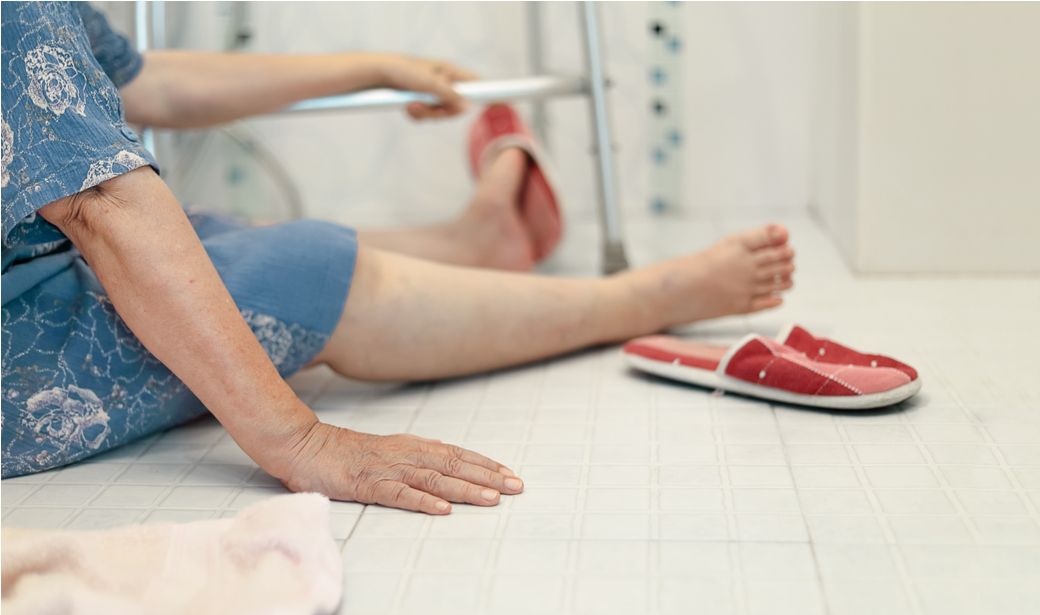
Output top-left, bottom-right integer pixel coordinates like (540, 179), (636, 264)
(283, 423), (524, 514)
(374, 54), (477, 120)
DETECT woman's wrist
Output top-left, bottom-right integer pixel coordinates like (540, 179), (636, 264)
(268, 414), (322, 483)
(232, 393), (321, 481)
(336, 52), (398, 90)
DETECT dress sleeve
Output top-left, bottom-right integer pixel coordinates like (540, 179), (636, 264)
(76, 2), (144, 88)
(1, 1), (159, 248)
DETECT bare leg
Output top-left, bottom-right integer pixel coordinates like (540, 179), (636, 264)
(313, 224), (795, 381)
(356, 149), (537, 271)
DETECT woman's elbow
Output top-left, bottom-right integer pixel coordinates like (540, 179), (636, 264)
(38, 166), (161, 241)
(120, 53), (196, 128)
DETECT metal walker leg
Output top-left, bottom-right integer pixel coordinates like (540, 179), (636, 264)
(526, 3), (550, 148)
(580, 2), (629, 274)
(134, 1), (630, 274)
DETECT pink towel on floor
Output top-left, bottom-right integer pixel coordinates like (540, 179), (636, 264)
(1, 493), (342, 615)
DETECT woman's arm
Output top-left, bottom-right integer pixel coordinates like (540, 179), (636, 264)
(37, 167), (517, 513)
(119, 51), (474, 128)
(39, 167), (315, 477)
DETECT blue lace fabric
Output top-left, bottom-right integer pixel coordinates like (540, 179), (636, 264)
(2, 2), (155, 260)
(1, 3), (357, 477)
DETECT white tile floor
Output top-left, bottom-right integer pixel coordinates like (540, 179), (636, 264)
(3, 214), (1039, 614)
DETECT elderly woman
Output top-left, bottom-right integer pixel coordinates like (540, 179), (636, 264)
(1, 2), (795, 514)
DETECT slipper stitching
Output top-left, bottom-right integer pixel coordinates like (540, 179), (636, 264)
(755, 339), (863, 396)
(807, 364), (863, 396)
(757, 357), (779, 380)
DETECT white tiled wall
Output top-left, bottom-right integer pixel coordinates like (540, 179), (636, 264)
(98, 2), (1039, 275)
(4, 213), (1039, 614)
(137, 1), (821, 226)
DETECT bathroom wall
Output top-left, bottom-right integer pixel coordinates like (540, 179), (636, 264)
(102, 2), (1039, 273)
(137, 1), (821, 229)
(811, 2), (1040, 273)
(808, 3), (860, 269)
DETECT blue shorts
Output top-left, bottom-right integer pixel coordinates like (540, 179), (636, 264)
(1, 212), (357, 477)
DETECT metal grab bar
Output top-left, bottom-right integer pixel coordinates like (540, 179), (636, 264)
(134, 2), (629, 273)
(279, 75), (590, 114)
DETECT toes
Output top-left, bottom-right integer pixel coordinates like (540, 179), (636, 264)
(754, 245), (795, 265)
(755, 276), (794, 295)
(749, 294), (784, 312)
(755, 261), (796, 282)
(767, 224), (789, 247)
(739, 224), (789, 251)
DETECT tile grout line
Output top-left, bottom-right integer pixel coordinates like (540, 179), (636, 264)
(563, 348), (607, 615)
(836, 420), (926, 615)
(380, 382), (434, 615)
(648, 379), (660, 615)
(479, 363), (546, 613)
(905, 422), (986, 545)
(712, 397), (749, 615)
(65, 433), (170, 528)
(774, 403), (833, 615)
(145, 428), (234, 523)
(979, 423), (1040, 517)
(946, 362), (1040, 533)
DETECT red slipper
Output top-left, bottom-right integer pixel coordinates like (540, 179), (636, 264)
(777, 324), (919, 381)
(623, 334), (921, 410)
(468, 104), (563, 261)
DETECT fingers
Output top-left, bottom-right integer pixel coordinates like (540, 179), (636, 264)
(417, 452), (524, 495)
(369, 479), (451, 515)
(450, 443), (517, 477)
(418, 74), (465, 111)
(416, 440), (523, 491)
(439, 62), (478, 82)
(416, 438), (511, 473)
(403, 468), (503, 507)
(332, 430), (523, 515)
(404, 60), (474, 120)
(406, 102), (462, 121)
(404, 434), (517, 480)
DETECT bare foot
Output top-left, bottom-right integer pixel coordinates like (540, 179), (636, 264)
(357, 149), (541, 270)
(454, 149), (538, 271)
(623, 224), (796, 329)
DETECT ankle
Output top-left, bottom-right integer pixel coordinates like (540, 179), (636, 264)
(454, 199), (536, 271)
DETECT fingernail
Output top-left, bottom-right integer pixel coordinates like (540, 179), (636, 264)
(435, 500), (450, 512)
(481, 488), (499, 501)
(504, 478), (523, 491)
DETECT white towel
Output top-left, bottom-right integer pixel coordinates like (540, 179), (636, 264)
(1, 492), (342, 615)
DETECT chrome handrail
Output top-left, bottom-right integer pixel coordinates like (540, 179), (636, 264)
(279, 75), (589, 114)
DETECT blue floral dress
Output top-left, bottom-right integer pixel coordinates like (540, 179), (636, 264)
(1, 2), (358, 478)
